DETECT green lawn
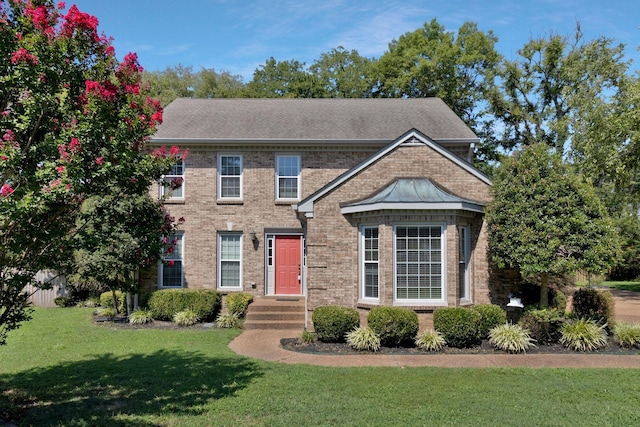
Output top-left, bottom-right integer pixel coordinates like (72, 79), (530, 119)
(576, 280), (640, 292)
(1, 308), (639, 426)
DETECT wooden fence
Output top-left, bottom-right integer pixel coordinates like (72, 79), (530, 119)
(24, 271), (68, 307)
(574, 270), (606, 284)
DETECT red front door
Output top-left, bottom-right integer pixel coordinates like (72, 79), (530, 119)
(275, 235), (301, 294)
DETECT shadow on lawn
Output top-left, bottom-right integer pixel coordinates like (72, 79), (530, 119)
(0, 349), (262, 426)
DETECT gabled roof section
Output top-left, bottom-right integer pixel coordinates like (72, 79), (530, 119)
(340, 178), (486, 214)
(152, 98), (479, 144)
(295, 129), (491, 217)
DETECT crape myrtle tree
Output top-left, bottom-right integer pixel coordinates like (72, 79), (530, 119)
(486, 144), (619, 307)
(0, 0), (186, 344)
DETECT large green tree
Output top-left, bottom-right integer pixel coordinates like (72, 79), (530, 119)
(246, 57), (322, 98)
(486, 29), (629, 154)
(486, 144), (619, 306)
(373, 19), (501, 126)
(0, 0), (183, 344)
(309, 46), (374, 98)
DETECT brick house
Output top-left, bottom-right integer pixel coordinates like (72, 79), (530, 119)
(145, 98), (493, 323)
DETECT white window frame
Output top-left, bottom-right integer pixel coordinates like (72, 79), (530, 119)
(217, 154), (243, 200)
(158, 232), (184, 288)
(159, 160), (185, 200)
(393, 223), (447, 305)
(275, 154), (301, 201)
(459, 225), (471, 303)
(218, 232), (243, 290)
(360, 225), (380, 302)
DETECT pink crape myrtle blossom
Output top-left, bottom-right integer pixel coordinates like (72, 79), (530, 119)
(1, 183), (13, 197)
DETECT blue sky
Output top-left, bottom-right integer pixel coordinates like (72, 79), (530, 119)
(71, 0), (639, 79)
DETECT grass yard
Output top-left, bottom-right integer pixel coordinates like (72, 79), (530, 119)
(1, 308), (639, 426)
(576, 280), (640, 293)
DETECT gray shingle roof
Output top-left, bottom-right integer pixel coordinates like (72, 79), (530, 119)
(152, 98), (478, 143)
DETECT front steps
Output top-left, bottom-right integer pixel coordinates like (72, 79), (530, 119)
(243, 296), (306, 330)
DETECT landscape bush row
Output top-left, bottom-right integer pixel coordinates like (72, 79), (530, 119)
(309, 288), (640, 353)
(57, 289), (254, 329)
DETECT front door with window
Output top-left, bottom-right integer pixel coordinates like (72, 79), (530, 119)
(273, 235), (302, 295)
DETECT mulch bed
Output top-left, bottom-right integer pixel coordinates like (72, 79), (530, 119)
(280, 337), (640, 355)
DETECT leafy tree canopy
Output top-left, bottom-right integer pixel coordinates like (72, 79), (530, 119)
(486, 144), (620, 306)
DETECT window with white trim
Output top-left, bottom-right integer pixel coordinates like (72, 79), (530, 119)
(159, 233), (183, 288)
(276, 155), (300, 200)
(160, 161), (184, 199)
(218, 154), (242, 200)
(361, 226), (379, 300)
(459, 225), (471, 302)
(218, 233), (242, 289)
(395, 225), (445, 303)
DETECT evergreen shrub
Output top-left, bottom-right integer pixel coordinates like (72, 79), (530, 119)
(367, 307), (419, 347)
(433, 307), (481, 348)
(572, 287), (615, 326)
(148, 289), (221, 321)
(312, 306), (360, 343)
(471, 304), (507, 338)
(225, 292), (254, 317)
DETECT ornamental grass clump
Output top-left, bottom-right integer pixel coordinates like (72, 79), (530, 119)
(129, 309), (154, 325)
(215, 312), (239, 329)
(173, 309), (200, 326)
(612, 322), (640, 348)
(560, 318), (608, 351)
(301, 329), (315, 344)
(346, 326), (381, 352)
(415, 329), (446, 352)
(488, 323), (536, 353)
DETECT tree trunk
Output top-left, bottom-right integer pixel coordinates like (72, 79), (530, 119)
(540, 272), (549, 307)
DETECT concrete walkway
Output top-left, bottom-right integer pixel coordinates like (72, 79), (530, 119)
(229, 289), (640, 368)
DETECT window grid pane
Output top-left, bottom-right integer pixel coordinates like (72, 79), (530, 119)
(395, 226), (442, 300)
(363, 227), (379, 299)
(161, 234), (183, 287)
(219, 155), (242, 199)
(277, 156), (300, 199)
(220, 234), (241, 288)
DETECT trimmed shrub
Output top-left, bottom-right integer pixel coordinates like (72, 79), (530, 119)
(95, 306), (116, 317)
(367, 307), (419, 347)
(148, 289), (222, 321)
(99, 290), (125, 313)
(433, 307), (482, 348)
(346, 326), (381, 352)
(471, 304), (507, 338)
(518, 308), (565, 344)
(489, 323), (536, 353)
(312, 306), (360, 343)
(560, 318), (608, 351)
(612, 322), (640, 348)
(129, 309), (154, 325)
(415, 329), (446, 352)
(552, 290), (568, 312)
(216, 312), (240, 329)
(225, 292), (254, 317)
(173, 309), (200, 326)
(572, 287), (615, 326)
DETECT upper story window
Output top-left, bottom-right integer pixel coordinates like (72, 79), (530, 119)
(276, 154), (301, 200)
(160, 161), (184, 200)
(218, 154), (243, 200)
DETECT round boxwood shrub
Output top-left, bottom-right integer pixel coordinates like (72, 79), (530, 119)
(433, 307), (482, 348)
(572, 287), (615, 326)
(367, 307), (419, 347)
(148, 289), (222, 321)
(312, 306), (360, 343)
(471, 304), (507, 339)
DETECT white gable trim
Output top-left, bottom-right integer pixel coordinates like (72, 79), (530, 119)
(294, 129), (491, 217)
